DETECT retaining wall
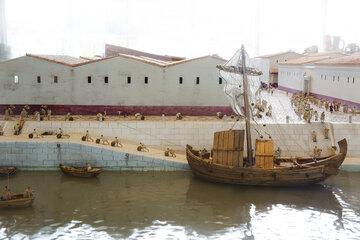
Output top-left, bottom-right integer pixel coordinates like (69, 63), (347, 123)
(0, 141), (189, 171)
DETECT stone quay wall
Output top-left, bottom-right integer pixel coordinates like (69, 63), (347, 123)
(15, 120), (357, 157)
(0, 141), (189, 171)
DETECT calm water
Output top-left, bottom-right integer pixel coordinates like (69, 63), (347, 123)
(0, 171), (359, 240)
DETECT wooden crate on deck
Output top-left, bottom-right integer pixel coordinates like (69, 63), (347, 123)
(212, 149), (244, 167)
(255, 139), (274, 169)
(213, 130), (244, 150)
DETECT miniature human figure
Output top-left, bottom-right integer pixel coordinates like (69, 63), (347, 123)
(324, 127), (330, 139)
(32, 128), (42, 138)
(8, 106), (15, 117)
(96, 113), (104, 121)
(314, 111), (319, 121)
(4, 108), (10, 120)
(161, 114), (166, 121)
(0, 124), (3, 136)
(3, 186), (12, 200)
(65, 112), (72, 121)
(47, 109), (52, 120)
(137, 142), (149, 152)
(311, 130), (317, 142)
(58, 128), (63, 136)
(34, 111), (41, 122)
(352, 106), (357, 116)
(274, 147), (281, 158)
(216, 112), (224, 119)
(320, 111), (325, 123)
(103, 110), (107, 118)
(199, 148), (209, 158)
(112, 137), (122, 147)
(349, 115), (353, 123)
(329, 104), (334, 114)
(286, 115), (290, 124)
(176, 112), (183, 120)
(40, 106), (47, 116)
(164, 148), (176, 157)
(134, 113), (142, 119)
(343, 105), (348, 113)
(85, 130), (93, 142)
(313, 146), (322, 158)
(99, 135), (109, 145)
(266, 105), (272, 117)
(86, 163), (92, 171)
(23, 186), (33, 198)
(255, 109), (262, 119)
(14, 123), (21, 135)
(57, 128), (69, 138)
(20, 108), (27, 119)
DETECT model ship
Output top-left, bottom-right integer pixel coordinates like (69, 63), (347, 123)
(186, 46), (347, 186)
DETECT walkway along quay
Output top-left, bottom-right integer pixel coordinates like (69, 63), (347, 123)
(0, 120), (359, 171)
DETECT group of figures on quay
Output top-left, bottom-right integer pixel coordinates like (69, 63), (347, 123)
(290, 92), (358, 123)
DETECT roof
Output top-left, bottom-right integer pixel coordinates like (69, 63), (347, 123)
(105, 44), (185, 62)
(314, 53), (360, 66)
(21, 53), (225, 68)
(256, 51), (302, 59)
(26, 54), (89, 66)
(279, 52), (347, 65)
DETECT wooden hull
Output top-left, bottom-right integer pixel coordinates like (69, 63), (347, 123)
(59, 164), (102, 178)
(0, 167), (17, 177)
(0, 194), (34, 208)
(186, 139), (347, 187)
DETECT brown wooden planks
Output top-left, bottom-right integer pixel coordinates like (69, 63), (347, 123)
(255, 139), (274, 169)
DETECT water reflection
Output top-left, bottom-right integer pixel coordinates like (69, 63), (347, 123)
(0, 171), (358, 239)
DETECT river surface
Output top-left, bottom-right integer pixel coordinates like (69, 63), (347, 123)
(0, 171), (359, 240)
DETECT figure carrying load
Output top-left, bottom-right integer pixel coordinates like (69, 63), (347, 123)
(164, 148), (176, 157)
(137, 142), (149, 152)
(111, 137), (122, 147)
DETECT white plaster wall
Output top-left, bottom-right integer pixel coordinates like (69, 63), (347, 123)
(278, 65), (305, 91)
(0, 55), (228, 107)
(310, 66), (360, 103)
(0, 56), (74, 104)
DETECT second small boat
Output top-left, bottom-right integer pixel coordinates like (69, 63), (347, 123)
(59, 164), (102, 178)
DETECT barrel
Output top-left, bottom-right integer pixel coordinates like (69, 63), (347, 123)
(28, 133), (33, 139)
(111, 141), (116, 147)
(95, 139), (100, 144)
(81, 136), (86, 141)
(56, 134), (62, 139)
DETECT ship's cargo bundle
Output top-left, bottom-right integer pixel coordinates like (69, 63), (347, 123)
(212, 130), (244, 167)
(212, 149), (243, 167)
(213, 130), (244, 150)
(255, 139), (274, 169)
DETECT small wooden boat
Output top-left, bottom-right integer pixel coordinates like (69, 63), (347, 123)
(0, 167), (17, 176)
(59, 164), (102, 178)
(0, 194), (34, 208)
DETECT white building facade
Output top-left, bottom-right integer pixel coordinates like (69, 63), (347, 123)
(252, 51), (303, 85)
(0, 53), (230, 115)
(278, 53), (360, 107)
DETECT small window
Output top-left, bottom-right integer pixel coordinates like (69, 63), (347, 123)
(337, 76), (339, 81)
(179, 77), (183, 84)
(196, 77), (200, 84)
(332, 76), (335, 81)
(104, 76), (108, 83)
(219, 77), (222, 84)
(353, 77), (355, 84)
(276, 60), (278, 63)
(324, 75), (327, 80)
(127, 76), (131, 84)
(347, 77), (350, 83)
(87, 76), (92, 83)
(144, 76), (148, 84)
(14, 75), (19, 84)
(54, 76), (58, 83)
(37, 76), (41, 83)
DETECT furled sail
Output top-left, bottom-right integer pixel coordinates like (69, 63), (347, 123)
(217, 49), (262, 117)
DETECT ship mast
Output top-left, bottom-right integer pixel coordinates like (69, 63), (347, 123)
(240, 45), (253, 166)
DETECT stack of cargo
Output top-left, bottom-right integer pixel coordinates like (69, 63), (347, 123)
(212, 130), (244, 167)
(254, 139), (274, 169)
